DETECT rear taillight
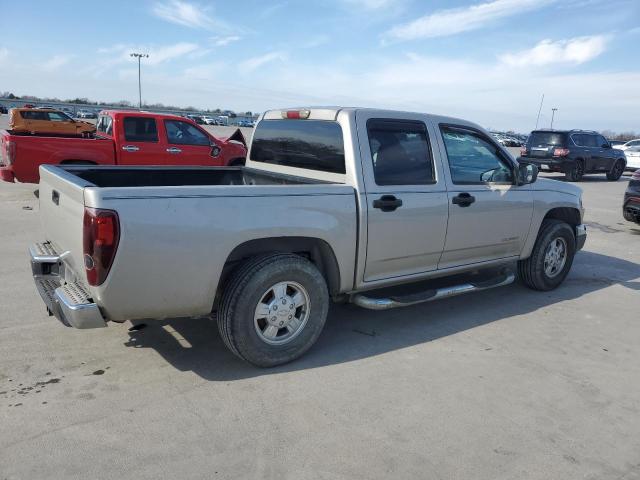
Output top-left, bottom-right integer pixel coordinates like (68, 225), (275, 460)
(520, 146), (527, 156)
(5, 140), (16, 165)
(83, 207), (120, 286)
(553, 147), (570, 157)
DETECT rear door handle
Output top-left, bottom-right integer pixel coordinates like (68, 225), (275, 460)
(122, 145), (139, 152)
(452, 193), (475, 207)
(373, 195), (403, 212)
(166, 147), (182, 154)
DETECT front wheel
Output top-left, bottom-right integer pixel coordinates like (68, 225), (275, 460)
(518, 219), (576, 291)
(217, 253), (329, 367)
(606, 159), (625, 181)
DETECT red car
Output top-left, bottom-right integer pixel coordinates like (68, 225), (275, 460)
(0, 110), (247, 183)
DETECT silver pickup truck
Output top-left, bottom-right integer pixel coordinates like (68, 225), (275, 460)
(30, 107), (586, 366)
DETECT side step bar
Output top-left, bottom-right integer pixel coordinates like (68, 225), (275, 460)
(351, 272), (516, 311)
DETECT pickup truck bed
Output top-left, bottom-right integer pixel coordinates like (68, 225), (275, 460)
(35, 164), (357, 324)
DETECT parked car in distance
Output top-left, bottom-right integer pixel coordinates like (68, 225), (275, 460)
(519, 129), (626, 181)
(29, 106), (586, 367)
(609, 140), (626, 148)
(186, 114), (205, 125)
(201, 115), (217, 125)
(624, 146), (640, 171)
(0, 110), (247, 183)
(0, 105), (8, 114)
(9, 107), (96, 136)
(618, 139), (640, 151)
(623, 170), (640, 224)
(237, 120), (256, 128)
(76, 109), (97, 119)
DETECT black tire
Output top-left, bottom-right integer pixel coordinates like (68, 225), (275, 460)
(217, 253), (329, 367)
(518, 219), (576, 291)
(565, 159), (584, 182)
(606, 159), (625, 181)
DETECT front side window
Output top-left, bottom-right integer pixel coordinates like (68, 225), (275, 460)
(123, 117), (158, 142)
(441, 126), (513, 184)
(583, 135), (598, 147)
(164, 120), (210, 146)
(47, 111), (71, 122)
(596, 135), (608, 148)
(251, 119), (345, 174)
(367, 119), (435, 185)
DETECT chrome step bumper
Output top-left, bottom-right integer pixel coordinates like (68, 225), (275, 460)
(351, 272), (516, 311)
(30, 242), (106, 329)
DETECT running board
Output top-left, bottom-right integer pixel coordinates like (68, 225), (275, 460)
(351, 273), (516, 311)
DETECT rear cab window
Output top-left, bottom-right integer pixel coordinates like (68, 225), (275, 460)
(96, 115), (114, 136)
(250, 119), (345, 174)
(123, 117), (158, 142)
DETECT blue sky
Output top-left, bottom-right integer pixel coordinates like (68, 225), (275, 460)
(1, 0), (638, 132)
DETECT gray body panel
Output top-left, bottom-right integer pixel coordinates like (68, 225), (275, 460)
(36, 107), (584, 323)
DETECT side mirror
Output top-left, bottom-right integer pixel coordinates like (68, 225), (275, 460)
(518, 162), (538, 185)
(602, 143), (611, 149)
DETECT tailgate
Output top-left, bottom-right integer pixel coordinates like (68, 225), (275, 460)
(38, 166), (90, 279)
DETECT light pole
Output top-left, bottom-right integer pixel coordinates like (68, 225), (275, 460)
(550, 107), (558, 129)
(130, 53), (149, 109)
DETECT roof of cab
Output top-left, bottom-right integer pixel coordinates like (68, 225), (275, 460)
(262, 106), (484, 132)
(100, 110), (184, 120)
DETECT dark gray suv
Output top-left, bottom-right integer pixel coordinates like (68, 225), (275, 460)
(519, 129), (626, 181)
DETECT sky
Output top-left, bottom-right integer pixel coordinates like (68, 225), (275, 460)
(0, 0), (639, 132)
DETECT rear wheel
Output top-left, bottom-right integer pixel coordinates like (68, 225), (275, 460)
(606, 159), (625, 181)
(217, 253), (329, 367)
(518, 219), (576, 291)
(565, 160), (584, 182)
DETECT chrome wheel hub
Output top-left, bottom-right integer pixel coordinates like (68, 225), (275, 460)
(544, 237), (567, 278)
(254, 281), (310, 345)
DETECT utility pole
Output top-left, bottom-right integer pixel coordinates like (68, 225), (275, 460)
(130, 53), (149, 109)
(535, 93), (544, 129)
(550, 107), (558, 129)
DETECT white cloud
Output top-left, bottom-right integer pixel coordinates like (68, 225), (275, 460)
(239, 51), (286, 73)
(212, 35), (241, 47)
(152, 0), (216, 29)
(385, 0), (555, 41)
(499, 36), (608, 67)
(43, 54), (74, 71)
(146, 43), (199, 64)
(0, 47), (8, 62)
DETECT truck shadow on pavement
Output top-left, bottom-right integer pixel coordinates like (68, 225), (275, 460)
(124, 250), (639, 380)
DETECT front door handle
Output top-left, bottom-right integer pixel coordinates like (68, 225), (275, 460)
(373, 195), (403, 212)
(166, 147), (182, 154)
(122, 145), (139, 152)
(452, 193), (476, 207)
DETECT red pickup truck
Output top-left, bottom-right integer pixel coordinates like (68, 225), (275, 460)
(0, 110), (247, 183)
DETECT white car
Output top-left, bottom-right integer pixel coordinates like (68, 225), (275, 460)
(201, 116), (216, 125)
(625, 147), (640, 171)
(618, 139), (640, 151)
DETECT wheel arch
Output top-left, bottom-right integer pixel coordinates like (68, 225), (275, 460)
(220, 236), (341, 296)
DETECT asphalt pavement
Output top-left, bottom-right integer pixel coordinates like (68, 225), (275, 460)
(1, 113), (639, 480)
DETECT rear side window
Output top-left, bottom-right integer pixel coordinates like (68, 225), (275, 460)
(367, 119), (435, 185)
(528, 132), (566, 147)
(20, 110), (49, 120)
(123, 117), (158, 142)
(251, 120), (345, 174)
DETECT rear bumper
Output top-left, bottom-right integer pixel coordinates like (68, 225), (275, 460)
(0, 166), (15, 182)
(575, 224), (587, 250)
(521, 157), (569, 172)
(30, 242), (106, 329)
